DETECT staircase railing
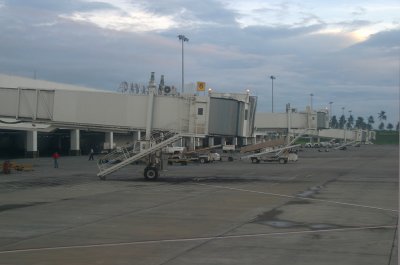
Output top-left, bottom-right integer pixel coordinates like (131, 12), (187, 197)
(97, 132), (183, 178)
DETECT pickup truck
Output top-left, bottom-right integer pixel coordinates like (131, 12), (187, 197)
(167, 154), (193, 165)
(222, 145), (235, 153)
(167, 153), (213, 165)
(250, 154), (288, 164)
(164, 146), (186, 154)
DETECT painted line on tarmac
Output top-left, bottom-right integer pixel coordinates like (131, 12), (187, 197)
(196, 184), (399, 213)
(0, 225), (395, 254)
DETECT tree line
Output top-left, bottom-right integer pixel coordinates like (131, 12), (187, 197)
(330, 110), (399, 131)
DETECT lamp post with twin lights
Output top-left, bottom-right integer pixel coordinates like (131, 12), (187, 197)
(178, 34), (189, 94)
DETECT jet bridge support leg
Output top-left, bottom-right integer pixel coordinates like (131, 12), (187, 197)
(208, 137), (214, 147)
(70, 129), (81, 156)
(26, 130), (38, 158)
(105, 131), (114, 152)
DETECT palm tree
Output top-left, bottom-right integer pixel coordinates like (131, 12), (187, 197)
(346, 115), (354, 129)
(339, 115), (346, 129)
(355, 117), (364, 129)
(367, 115), (374, 129)
(378, 111), (387, 122)
(331, 115), (338, 128)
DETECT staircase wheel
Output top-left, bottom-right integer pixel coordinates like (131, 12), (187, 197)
(144, 166), (159, 180)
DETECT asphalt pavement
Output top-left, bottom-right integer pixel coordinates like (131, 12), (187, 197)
(0, 144), (398, 265)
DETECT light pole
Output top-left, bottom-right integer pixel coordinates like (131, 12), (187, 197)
(348, 110), (352, 129)
(178, 34), (189, 94)
(329, 101), (333, 127)
(270, 75), (276, 112)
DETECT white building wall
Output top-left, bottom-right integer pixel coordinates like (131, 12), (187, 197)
(318, 129), (356, 141)
(152, 96), (190, 131)
(255, 113), (287, 128)
(255, 112), (311, 129)
(53, 90), (149, 128)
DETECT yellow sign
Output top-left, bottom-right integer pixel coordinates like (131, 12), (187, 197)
(197, 81), (206, 91)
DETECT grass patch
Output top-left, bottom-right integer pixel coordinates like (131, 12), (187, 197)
(373, 131), (399, 145)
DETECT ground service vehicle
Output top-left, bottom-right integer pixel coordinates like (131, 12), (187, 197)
(250, 155), (288, 164)
(167, 154), (193, 165)
(241, 144), (300, 164)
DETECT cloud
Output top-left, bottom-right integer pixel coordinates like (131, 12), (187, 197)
(354, 28), (400, 49)
(3, 0), (116, 13)
(0, 0), (398, 124)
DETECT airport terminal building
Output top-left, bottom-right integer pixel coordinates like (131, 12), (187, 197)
(0, 73), (374, 159)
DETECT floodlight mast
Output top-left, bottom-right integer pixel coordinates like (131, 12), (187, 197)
(329, 101), (333, 126)
(310, 93), (314, 111)
(178, 35), (189, 94)
(270, 75), (276, 112)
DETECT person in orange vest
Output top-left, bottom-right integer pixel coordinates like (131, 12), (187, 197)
(52, 152), (60, 168)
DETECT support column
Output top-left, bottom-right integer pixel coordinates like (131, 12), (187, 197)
(233, 137), (238, 146)
(208, 137), (214, 147)
(70, 129), (81, 156)
(221, 137), (226, 146)
(188, 137), (195, 151)
(145, 72), (156, 144)
(105, 132), (114, 152)
(287, 103), (292, 145)
(26, 130), (38, 158)
(134, 130), (141, 141)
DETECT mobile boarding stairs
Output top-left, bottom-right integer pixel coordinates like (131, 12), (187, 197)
(97, 131), (192, 180)
(240, 133), (304, 163)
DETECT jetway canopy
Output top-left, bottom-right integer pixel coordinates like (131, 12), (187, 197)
(0, 87), (187, 132)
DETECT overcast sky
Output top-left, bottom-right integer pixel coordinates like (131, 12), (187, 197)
(0, 0), (399, 126)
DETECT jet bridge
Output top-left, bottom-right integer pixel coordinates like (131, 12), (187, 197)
(0, 73), (257, 179)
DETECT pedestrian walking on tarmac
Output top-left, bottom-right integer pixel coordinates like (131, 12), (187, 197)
(88, 148), (94, 161)
(52, 152), (60, 168)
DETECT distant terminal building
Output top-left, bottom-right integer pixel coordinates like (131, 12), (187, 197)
(255, 104), (374, 144)
(255, 104), (329, 141)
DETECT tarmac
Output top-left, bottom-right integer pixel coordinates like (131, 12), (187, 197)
(0, 144), (398, 265)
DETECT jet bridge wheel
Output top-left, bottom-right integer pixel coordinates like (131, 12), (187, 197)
(144, 166), (159, 180)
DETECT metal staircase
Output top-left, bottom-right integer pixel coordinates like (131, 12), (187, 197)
(97, 132), (184, 180)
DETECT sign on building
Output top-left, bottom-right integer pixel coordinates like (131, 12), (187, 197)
(196, 81), (206, 91)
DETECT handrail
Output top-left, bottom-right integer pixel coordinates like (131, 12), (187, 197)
(97, 132), (183, 177)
